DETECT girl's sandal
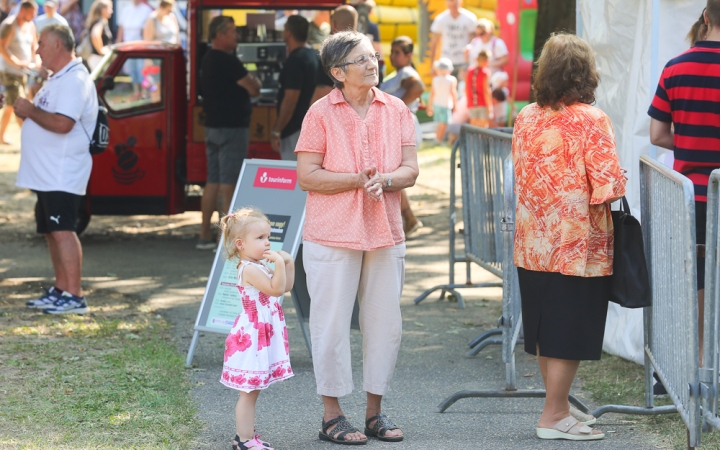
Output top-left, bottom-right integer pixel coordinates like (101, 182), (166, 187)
(364, 414), (404, 442)
(319, 415), (368, 445)
(232, 434), (274, 450)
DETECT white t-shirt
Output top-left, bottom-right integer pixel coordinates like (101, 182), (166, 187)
(380, 65), (422, 113)
(432, 74), (456, 109)
(35, 13), (69, 33)
(467, 36), (509, 73)
(118, 2), (153, 42)
(16, 60), (98, 195)
(430, 9), (477, 65)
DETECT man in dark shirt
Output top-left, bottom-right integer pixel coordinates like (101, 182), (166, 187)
(270, 15), (318, 161)
(197, 15), (260, 249)
(310, 5), (358, 104)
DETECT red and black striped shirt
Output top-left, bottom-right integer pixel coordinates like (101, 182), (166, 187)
(648, 41), (720, 202)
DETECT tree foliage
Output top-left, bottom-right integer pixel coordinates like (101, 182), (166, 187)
(531, 0), (576, 101)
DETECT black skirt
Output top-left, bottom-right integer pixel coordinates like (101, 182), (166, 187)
(517, 267), (610, 361)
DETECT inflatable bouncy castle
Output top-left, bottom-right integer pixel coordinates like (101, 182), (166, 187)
(370, 0), (536, 102)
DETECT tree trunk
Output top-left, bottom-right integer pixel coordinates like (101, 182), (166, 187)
(530, 0), (577, 101)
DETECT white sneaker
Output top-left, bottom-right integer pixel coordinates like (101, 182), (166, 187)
(44, 292), (89, 315)
(26, 286), (63, 309)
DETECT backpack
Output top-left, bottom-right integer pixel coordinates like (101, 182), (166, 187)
(82, 103), (110, 155)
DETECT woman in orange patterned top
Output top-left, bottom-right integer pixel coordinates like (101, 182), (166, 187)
(512, 33), (626, 441)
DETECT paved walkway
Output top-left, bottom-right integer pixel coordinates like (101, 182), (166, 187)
(180, 204), (663, 449)
(0, 140), (665, 449)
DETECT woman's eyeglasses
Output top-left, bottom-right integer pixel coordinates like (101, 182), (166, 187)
(335, 52), (381, 68)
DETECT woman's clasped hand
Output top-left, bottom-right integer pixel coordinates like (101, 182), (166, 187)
(361, 167), (384, 201)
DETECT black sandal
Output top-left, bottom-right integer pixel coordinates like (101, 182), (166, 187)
(319, 415), (368, 445)
(364, 414), (404, 442)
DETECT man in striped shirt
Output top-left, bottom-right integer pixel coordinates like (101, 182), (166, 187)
(648, 0), (720, 376)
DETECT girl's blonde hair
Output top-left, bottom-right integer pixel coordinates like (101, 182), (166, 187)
(85, 0), (111, 29)
(219, 207), (271, 265)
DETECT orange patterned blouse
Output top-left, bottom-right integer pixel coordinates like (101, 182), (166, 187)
(512, 103), (627, 277)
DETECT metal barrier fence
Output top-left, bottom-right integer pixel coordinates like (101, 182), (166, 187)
(590, 155), (695, 442)
(701, 170), (720, 433)
(438, 155), (591, 413)
(463, 131), (522, 357)
(413, 125), (507, 308)
(499, 158), (523, 387)
(439, 154), (702, 435)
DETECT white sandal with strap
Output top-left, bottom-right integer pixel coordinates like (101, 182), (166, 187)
(570, 405), (597, 425)
(536, 416), (604, 441)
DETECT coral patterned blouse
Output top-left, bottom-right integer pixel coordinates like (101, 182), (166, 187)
(295, 87), (417, 251)
(512, 103), (627, 277)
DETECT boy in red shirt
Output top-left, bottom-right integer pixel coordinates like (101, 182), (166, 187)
(466, 50), (493, 128)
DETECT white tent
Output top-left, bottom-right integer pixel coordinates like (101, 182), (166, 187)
(576, 0), (705, 364)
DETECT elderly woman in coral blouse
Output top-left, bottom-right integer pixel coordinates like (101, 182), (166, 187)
(512, 33), (627, 442)
(295, 31), (418, 445)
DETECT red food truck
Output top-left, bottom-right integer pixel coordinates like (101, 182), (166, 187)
(82, 0), (342, 231)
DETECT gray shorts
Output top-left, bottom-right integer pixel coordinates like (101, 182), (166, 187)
(280, 130), (301, 161)
(469, 106), (489, 120)
(205, 127), (249, 185)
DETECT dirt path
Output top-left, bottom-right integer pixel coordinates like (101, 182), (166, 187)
(0, 124), (664, 448)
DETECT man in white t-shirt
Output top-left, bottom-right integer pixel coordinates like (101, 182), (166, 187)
(429, 0), (476, 80)
(465, 18), (508, 74)
(116, 0), (152, 97)
(15, 24), (98, 315)
(34, 0), (68, 34)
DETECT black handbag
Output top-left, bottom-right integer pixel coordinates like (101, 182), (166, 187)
(610, 197), (652, 308)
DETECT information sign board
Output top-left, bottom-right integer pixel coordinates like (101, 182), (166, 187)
(186, 160), (307, 366)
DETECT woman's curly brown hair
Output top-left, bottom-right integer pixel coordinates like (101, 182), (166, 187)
(533, 33), (599, 110)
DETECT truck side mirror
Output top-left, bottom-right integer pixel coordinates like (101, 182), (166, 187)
(101, 77), (115, 91)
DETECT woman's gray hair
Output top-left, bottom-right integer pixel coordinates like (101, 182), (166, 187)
(320, 30), (366, 89)
(42, 24), (75, 52)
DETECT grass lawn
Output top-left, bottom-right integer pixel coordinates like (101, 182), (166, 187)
(0, 280), (199, 449)
(579, 353), (720, 449)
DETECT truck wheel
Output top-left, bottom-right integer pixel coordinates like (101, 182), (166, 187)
(76, 211), (91, 235)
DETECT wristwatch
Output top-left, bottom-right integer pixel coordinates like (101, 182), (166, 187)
(386, 176), (392, 188)
(271, 130), (281, 139)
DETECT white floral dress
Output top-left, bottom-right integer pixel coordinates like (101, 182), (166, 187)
(220, 261), (293, 392)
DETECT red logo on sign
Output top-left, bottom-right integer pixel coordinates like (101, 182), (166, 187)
(253, 168), (297, 190)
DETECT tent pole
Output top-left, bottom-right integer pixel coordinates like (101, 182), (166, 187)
(649, 0), (660, 159)
(576, 0), (584, 37)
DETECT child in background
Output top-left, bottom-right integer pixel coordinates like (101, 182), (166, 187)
(466, 50), (492, 128)
(490, 70), (510, 95)
(427, 57), (457, 143)
(219, 207), (295, 450)
(492, 88), (508, 127)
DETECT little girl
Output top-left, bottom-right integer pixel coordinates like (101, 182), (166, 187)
(219, 207), (295, 450)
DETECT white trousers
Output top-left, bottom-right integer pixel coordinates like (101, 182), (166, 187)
(303, 240), (405, 397)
